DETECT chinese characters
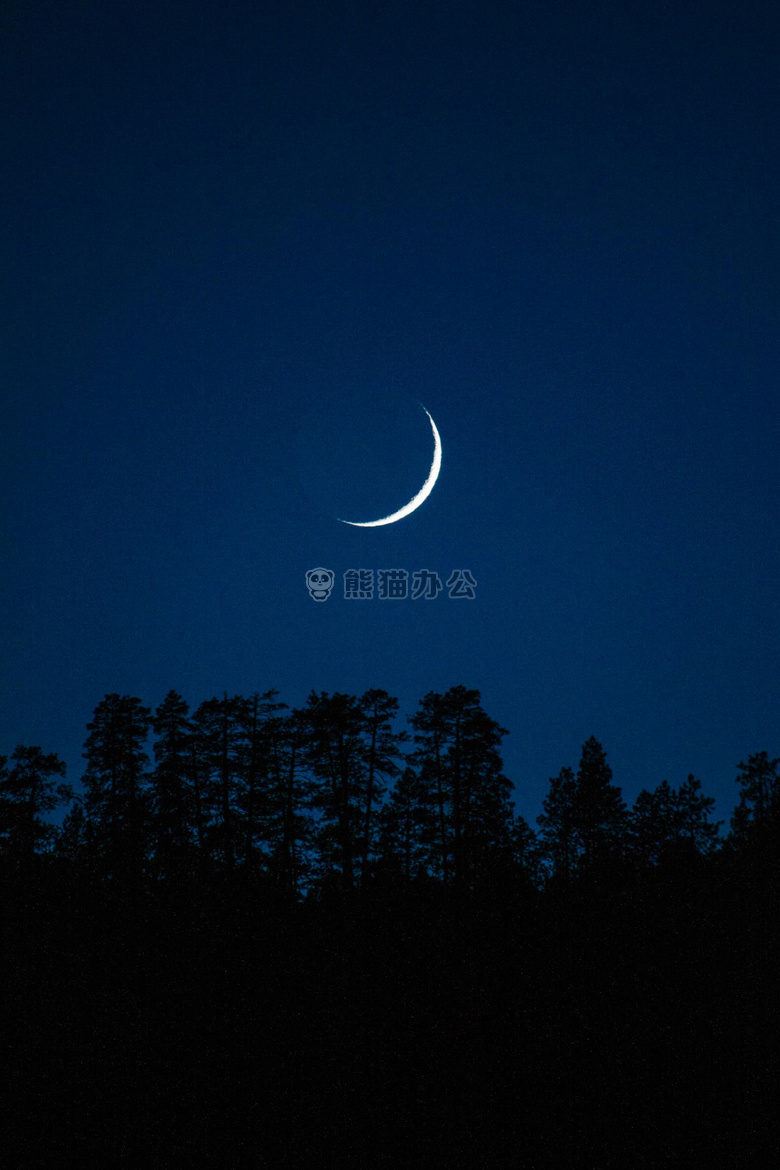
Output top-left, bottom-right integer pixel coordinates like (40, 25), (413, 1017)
(306, 569), (477, 601)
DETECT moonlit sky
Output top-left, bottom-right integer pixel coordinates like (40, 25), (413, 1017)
(2, 0), (778, 828)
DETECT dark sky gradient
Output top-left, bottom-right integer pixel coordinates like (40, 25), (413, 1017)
(2, 0), (778, 827)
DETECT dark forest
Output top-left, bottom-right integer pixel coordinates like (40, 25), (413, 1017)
(2, 686), (778, 1165)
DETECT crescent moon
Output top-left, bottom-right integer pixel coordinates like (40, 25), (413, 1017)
(338, 406), (442, 527)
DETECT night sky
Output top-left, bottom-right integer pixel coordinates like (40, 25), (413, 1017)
(2, 0), (778, 829)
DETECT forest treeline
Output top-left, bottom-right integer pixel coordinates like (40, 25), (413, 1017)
(3, 686), (780, 1165)
(1, 684), (777, 893)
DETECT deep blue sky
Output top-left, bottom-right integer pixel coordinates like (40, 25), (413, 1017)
(2, 0), (778, 829)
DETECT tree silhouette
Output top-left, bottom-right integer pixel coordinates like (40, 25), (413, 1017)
(537, 741), (627, 880)
(453, 698), (514, 891)
(191, 694), (247, 871)
(629, 780), (678, 867)
(536, 766), (578, 880)
(262, 709), (312, 897)
(297, 691), (368, 891)
(54, 797), (89, 864)
(3, 683), (746, 904)
(572, 736), (627, 868)
(409, 691), (452, 883)
(356, 689), (406, 889)
(378, 764), (436, 887)
(82, 694), (152, 881)
(151, 691), (196, 880)
(410, 687), (513, 893)
(675, 773), (721, 856)
(631, 774), (721, 867)
(0, 745), (71, 865)
(0, 754), (7, 849)
(237, 689), (287, 870)
(729, 751), (780, 856)
(510, 813), (540, 886)
(8, 681), (776, 1170)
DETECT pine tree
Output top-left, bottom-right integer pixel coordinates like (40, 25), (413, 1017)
(0, 745), (71, 864)
(191, 694), (247, 871)
(631, 775), (721, 866)
(237, 690), (287, 870)
(0, 755), (8, 849)
(729, 751), (780, 854)
(296, 691), (367, 892)
(629, 780), (678, 867)
(572, 736), (627, 867)
(675, 774), (721, 856)
(356, 689), (406, 889)
(510, 813), (540, 887)
(82, 694), (152, 880)
(537, 742), (627, 880)
(410, 687), (513, 893)
(263, 709), (312, 897)
(455, 699), (514, 890)
(536, 767), (578, 880)
(55, 798), (89, 864)
(151, 691), (196, 880)
(409, 691), (452, 884)
(735, 751), (780, 822)
(378, 764), (436, 886)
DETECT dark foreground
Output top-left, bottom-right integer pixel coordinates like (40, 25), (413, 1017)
(3, 859), (778, 1167)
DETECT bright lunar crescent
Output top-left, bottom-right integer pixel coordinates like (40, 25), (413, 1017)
(338, 406), (442, 527)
